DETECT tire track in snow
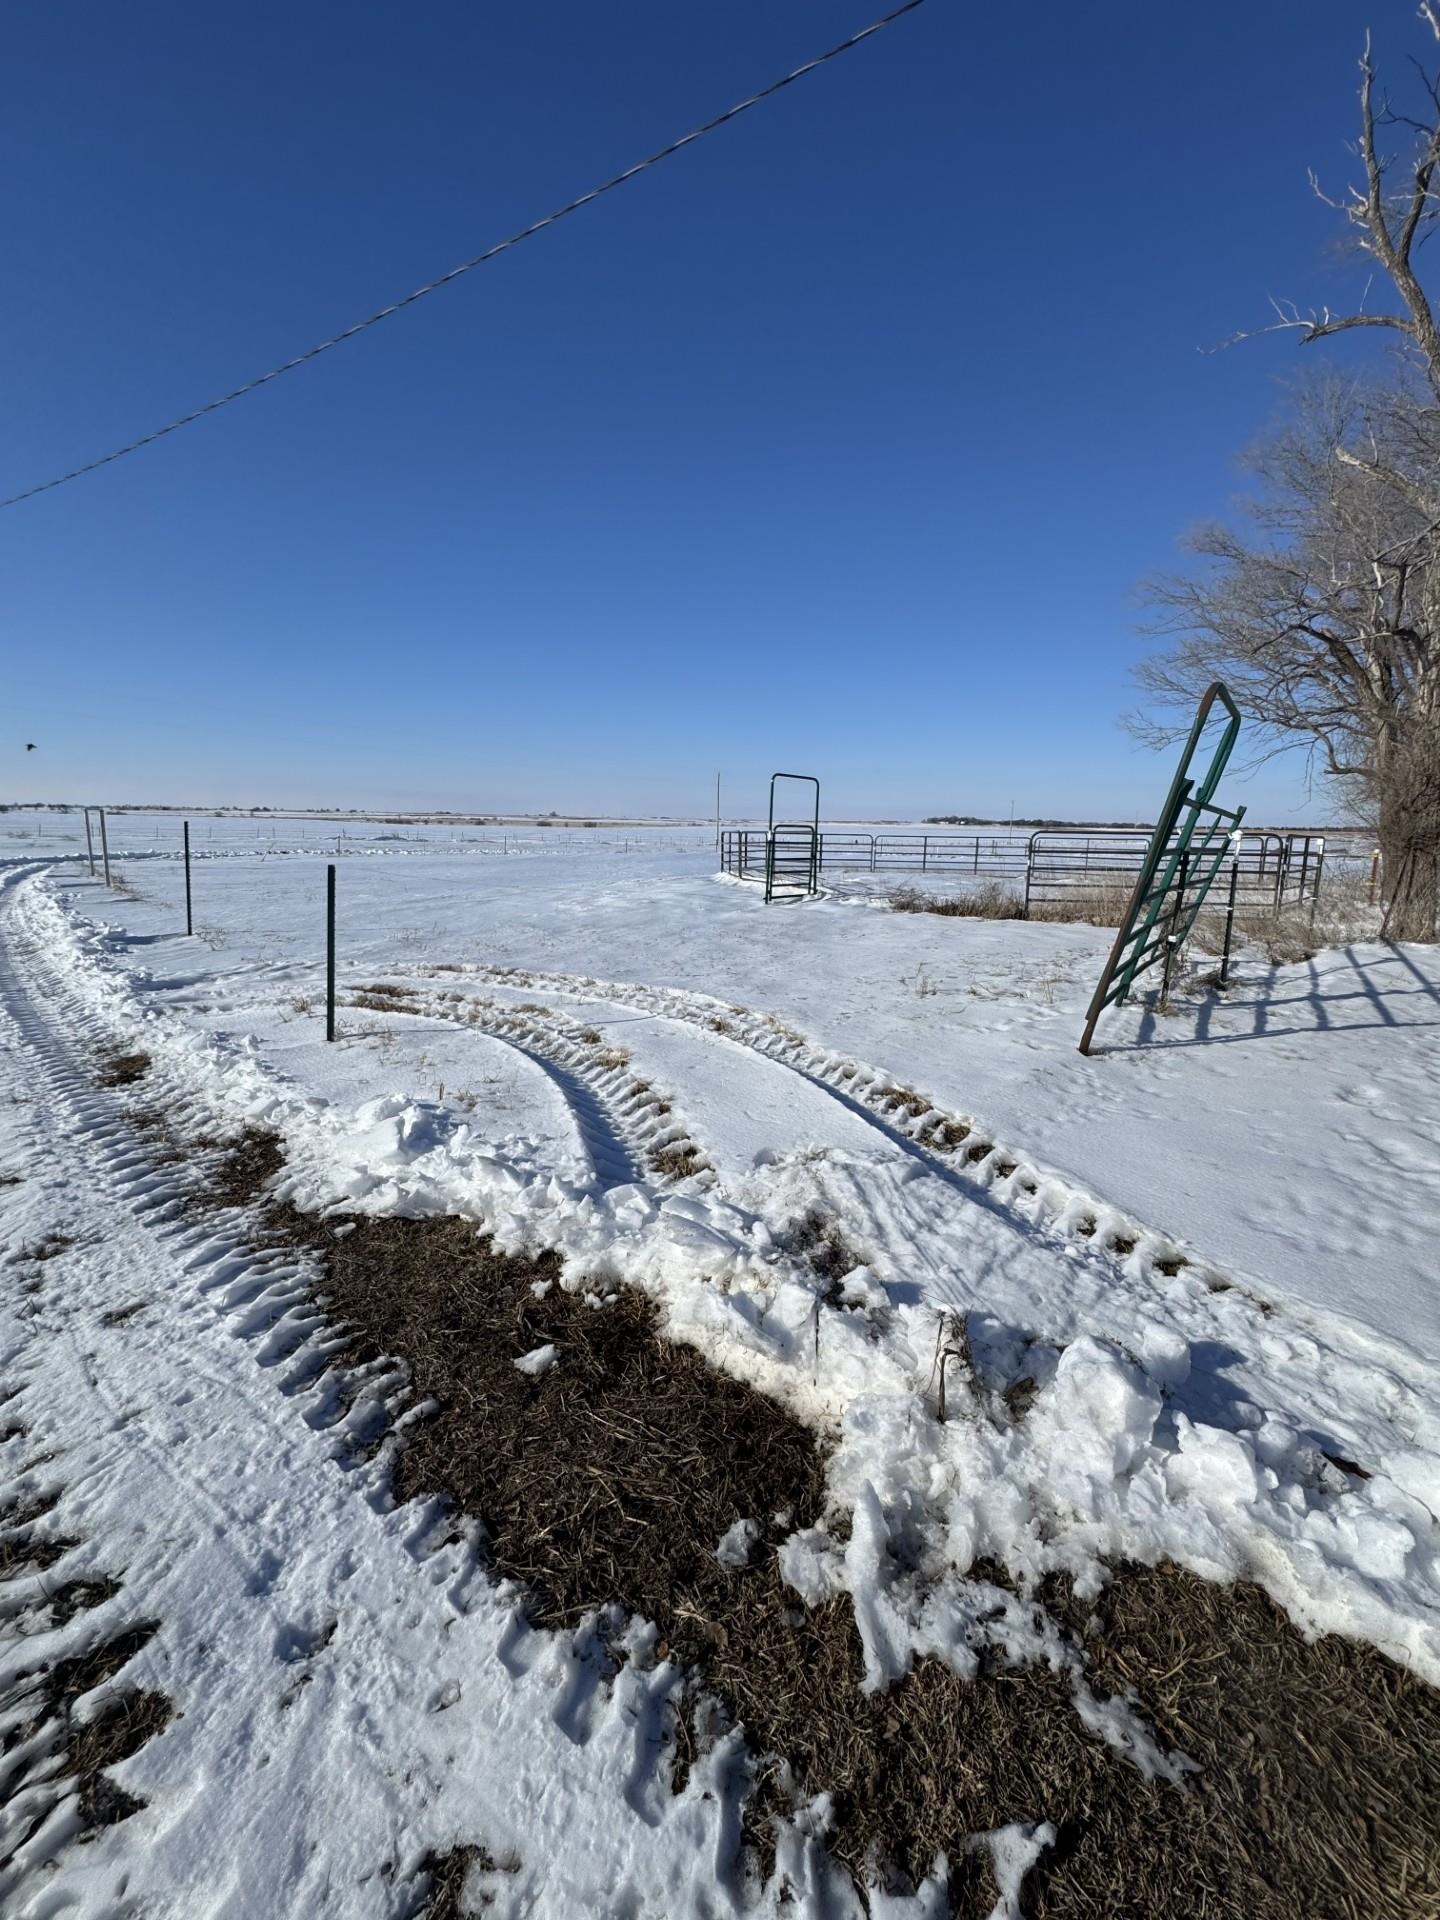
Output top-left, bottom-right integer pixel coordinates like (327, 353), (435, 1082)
(356, 986), (712, 1195)
(0, 873), (436, 1515)
(0, 874), (736, 1919)
(402, 962), (1440, 1448)
(420, 961), (1205, 1278)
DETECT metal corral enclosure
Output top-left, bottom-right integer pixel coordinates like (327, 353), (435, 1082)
(720, 824), (1327, 908)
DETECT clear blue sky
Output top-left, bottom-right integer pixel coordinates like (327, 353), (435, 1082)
(1, 2), (1421, 820)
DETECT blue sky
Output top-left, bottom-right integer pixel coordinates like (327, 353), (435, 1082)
(1, 2), (1423, 821)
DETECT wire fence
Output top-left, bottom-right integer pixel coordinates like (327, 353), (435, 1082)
(1, 814), (716, 862)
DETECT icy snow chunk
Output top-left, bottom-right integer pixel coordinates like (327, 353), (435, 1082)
(777, 1526), (845, 1608)
(1165, 1416), (1261, 1510)
(839, 1266), (888, 1313)
(1305, 1501), (1417, 1583)
(715, 1518), (761, 1568)
(1382, 1447), (1440, 1523)
(845, 1481), (913, 1693)
(975, 1820), (1058, 1920)
(1070, 1683), (1195, 1784)
(1132, 1319), (1190, 1390)
(512, 1343), (557, 1378)
(1348, 1509), (1417, 1582)
(1252, 1416), (1302, 1475)
(1040, 1336), (1161, 1488)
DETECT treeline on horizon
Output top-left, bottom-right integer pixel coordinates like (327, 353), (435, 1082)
(922, 815), (1150, 829)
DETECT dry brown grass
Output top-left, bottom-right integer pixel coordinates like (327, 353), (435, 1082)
(883, 1084), (933, 1119)
(96, 1051), (151, 1088)
(190, 1129), (286, 1209)
(0, 1522), (75, 1580)
(1189, 872), (1378, 971)
(888, 882), (1133, 928)
(1, 1622), (172, 1833)
(1191, 903), (1320, 967)
(1040, 1563), (1440, 1920)
(891, 881), (1024, 919)
(352, 982), (422, 1014)
(649, 1141), (706, 1181)
(785, 1210), (867, 1292)
(46, 1575), (124, 1625)
(413, 1846), (515, 1918)
(99, 1300), (148, 1327)
(1026, 884), (1134, 928)
(18, 1231), (76, 1263)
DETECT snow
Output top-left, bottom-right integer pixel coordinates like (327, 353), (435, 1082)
(2, 817), (1439, 1914)
(715, 1518), (762, 1568)
(513, 1342), (558, 1376)
(982, 1823), (1060, 1920)
(13, 812), (1430, 1354)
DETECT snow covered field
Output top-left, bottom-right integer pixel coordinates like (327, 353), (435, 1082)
(2, 818), (1438, 1916)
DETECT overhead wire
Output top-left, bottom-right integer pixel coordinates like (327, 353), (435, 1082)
(1, 0), (928, 512)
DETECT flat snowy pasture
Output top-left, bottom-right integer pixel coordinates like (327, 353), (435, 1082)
(27, 812), (1436, 1354)
(1, 816), (1437, 1917)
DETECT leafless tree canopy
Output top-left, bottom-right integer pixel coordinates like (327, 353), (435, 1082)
(1138, 27), (1440, 940)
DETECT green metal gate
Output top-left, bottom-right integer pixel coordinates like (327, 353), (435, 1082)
(1079, 683), (1245, 1054)
(764, 772), (821, 903)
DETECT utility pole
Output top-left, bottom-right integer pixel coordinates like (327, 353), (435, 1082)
(714, 771), (721, 852)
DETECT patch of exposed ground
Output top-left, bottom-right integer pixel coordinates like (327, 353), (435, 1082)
(180, 1126), (1440, 1914)
(99, 1300), (148, 1328)
(1039, 1563), (1440, 1918)
(0, 1618), (172, 1837)
(190, 1128), (286, 1210)
(785, 1209), (869, 1295)
(0, 1520), (75, 1580)
(648, 1140), (707, 1181)
(96, 1050), (151, 1088)
(891, 882), (1024, 920)
(16, 1231), (76, 1265)
(412, 1845), (518, 1918)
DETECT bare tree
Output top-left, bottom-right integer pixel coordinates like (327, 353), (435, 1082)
(1139, 29), (1440, 940)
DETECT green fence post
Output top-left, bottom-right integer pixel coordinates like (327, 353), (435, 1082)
(326, 864), (336, 1042)
(1219, 853), (1240, 987)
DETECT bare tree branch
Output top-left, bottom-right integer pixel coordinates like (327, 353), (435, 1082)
(1162, 29), (1440, 934)
(1136, 381), (1440, 936)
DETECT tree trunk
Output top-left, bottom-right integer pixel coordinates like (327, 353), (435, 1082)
(1377, 726), (1440, 941)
